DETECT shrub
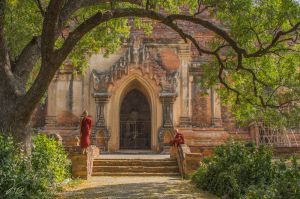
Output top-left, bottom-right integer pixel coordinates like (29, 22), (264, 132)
(0, 135), (48, 198)
(244, 157), (300, 199)
(0, 134), (70, 199)
(191, 140), (274, 198)
(192, 140), (300, 199)
(32, 134), (70, 183)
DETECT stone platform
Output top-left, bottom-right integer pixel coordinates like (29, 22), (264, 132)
(92, 154), (179, 176)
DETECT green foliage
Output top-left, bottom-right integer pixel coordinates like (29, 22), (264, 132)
(244, 157), (300, 199)
(192, 141), (273, 198)
(3, 0), (199, 72)
(197, 0), (300, 127)
(0, 134), (70, 199)
(32, 134), (70, 184)
(0, 135), (50, 198)
(3, 0), (300, 126)
(4, 0), (42, 59)
(60, 3), (132, 73)
(192, 141), (300, 199)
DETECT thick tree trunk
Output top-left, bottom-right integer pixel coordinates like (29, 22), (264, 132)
(0, 86), (33, 154)
(0, 102), (33, 153)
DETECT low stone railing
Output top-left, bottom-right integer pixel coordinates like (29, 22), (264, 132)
(46, 133), (100, 180)
(68, 145), (99, 180)
(173, 144), (203, 178)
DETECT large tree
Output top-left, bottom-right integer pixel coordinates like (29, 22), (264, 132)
(0, 0), (299, 148)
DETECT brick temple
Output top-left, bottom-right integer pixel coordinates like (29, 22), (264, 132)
(32, 18), (300, 178)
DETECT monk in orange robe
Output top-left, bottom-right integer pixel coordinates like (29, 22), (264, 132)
(170, 129), (185, 147)
(80, 110), (92, 154)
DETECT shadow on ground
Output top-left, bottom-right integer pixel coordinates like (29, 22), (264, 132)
(57, 177), (218, 199)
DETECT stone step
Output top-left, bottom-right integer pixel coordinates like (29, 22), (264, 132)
(93, 166), (179, 173)
(93, 159), (177, 167)
(92, 172), (180, 176)
(94, 157), (175, 161)
(114, 150), (156, 154)
(92, 156), (180, 176)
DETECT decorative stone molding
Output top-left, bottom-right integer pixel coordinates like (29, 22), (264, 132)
(90, 41), (186, 152)
(158, 92), (177, 153)
(107, 72), (162, 152)
(92, 92), (112, 152)
(91, 43), (178, 94)
(94, 93), (111, 127)
(91, 50), (131, 92)
(159, 93), (177, 129)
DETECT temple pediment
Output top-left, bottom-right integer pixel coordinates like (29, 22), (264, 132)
(91, 43), (178, 93)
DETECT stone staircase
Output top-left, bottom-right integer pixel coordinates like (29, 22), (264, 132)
(92, 155), (180, 176)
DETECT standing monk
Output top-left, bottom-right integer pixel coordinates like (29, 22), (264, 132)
(80, 110), (92, 154)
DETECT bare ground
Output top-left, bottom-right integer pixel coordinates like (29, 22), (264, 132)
(57, 176), (218, 199)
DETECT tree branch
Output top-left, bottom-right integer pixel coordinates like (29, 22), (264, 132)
(13, 0), (143, 85)
(13, 36), (41, 84)
(41, 0), (66, 59)
(55, 8), (217, 64)
(215, 53), (241, 101)
(0, 0), (24, 96)
(167, 14), (247, 55)
(14, 3), (300, 115)
(246, 21), (300, 57)
(21, 7), (220, 114)
(194, 0), (214, 16)
(34, 0), (45, 17)
(249, 27), (263, 49)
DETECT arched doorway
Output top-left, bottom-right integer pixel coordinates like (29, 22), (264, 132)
(120, 89), (151, 150)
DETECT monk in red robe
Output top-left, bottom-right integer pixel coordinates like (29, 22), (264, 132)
(170, 129), (185, 147)
(80, 110), (92, 154)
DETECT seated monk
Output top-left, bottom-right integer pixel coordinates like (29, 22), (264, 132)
(80, 110), (92, 154)
(170, 129), (184, 147)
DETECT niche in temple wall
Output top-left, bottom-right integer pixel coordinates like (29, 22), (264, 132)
(54, 66), (83, 127)
(189, 63), (212, 128)
(191, 83), (212, 127)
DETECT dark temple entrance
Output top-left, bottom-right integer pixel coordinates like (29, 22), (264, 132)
(120, 89), (151, 150)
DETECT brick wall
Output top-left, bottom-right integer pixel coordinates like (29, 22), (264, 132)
(191, 83), (212, 127)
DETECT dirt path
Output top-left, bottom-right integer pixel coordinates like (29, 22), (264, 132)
(57, 176), (218, 199)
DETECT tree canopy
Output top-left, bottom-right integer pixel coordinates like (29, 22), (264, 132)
(0, 0), (300, 136)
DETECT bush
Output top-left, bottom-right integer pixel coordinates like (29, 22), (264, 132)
(191, 140), (277, 198)
(244, 157), (300, 199)
(32, 134), (70, 183)
(0, 135), (48, 198)
(0, 134), (70, 199)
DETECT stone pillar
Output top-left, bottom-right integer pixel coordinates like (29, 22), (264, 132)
(92, 93), (111, 152)
(178, 45), (192, 127)
(45, 77), (57, 128)
(211, 87), (222, 127)
(188, 75), (193, 119)
(158, 93), (177, 153)
(160, 93), (177, 129)
(72, 75), (83, 117)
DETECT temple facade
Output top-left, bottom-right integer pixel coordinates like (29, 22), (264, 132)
(43, 22), (251, 155)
